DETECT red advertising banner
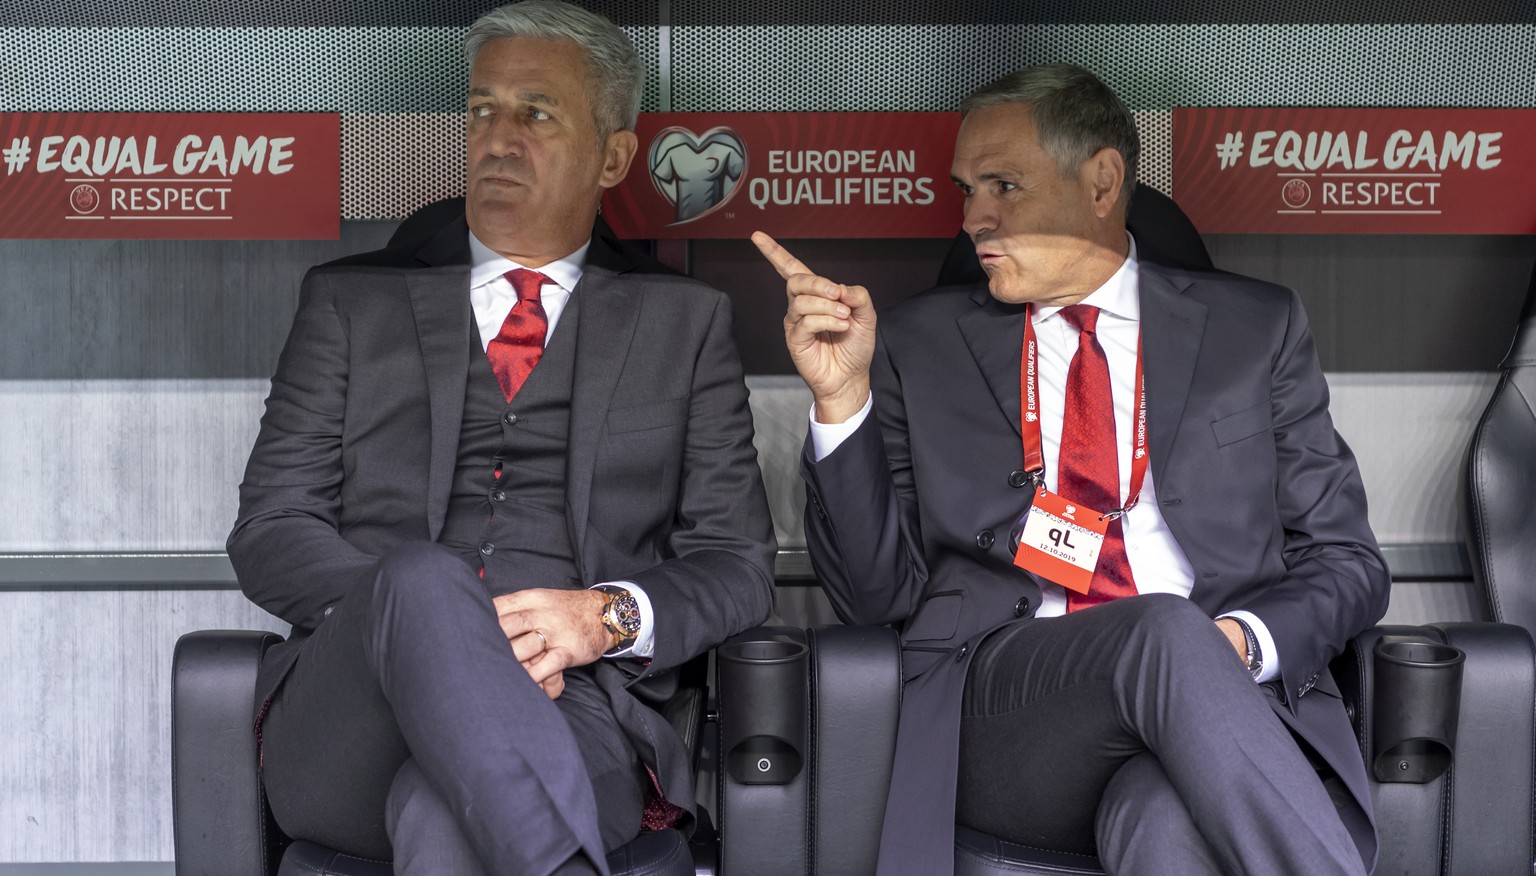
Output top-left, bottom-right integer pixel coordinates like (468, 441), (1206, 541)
(603, 112), (964, 239)
(0, 113), (340, 239)
(1173, 107), (1536, 234)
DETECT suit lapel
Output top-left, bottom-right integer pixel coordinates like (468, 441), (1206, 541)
(1138, 263), (1206, 486)
(566, 236), (640, 571)
(954, 284), (1030, 441)
(407, 217), (474, 540)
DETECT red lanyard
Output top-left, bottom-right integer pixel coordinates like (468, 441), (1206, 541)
(1019, 306), (1149, 516)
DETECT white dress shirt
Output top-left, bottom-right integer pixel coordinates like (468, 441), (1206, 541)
(809, 236), (1279, 682)
(468, 231), (655, 659)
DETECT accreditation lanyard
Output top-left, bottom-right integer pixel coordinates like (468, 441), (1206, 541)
(1018, 304), (1148, 514)
(1011, 307), (1149, 590)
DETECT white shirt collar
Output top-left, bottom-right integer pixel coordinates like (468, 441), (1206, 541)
(1034, 232), (1141, 323)
(468, 231), (590, 294)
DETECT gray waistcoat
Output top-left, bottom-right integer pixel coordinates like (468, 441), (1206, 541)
(438, 294), (581, 593)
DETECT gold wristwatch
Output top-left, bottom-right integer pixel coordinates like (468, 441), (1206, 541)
(595, 585), (643, 655)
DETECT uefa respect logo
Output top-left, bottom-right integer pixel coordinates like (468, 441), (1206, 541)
(647, 126), (746, 225)
(70, 182), (100, 214)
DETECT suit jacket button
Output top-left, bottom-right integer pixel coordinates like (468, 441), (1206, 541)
(1014, 598), (1030, 617)
(503, 412), (518, 426)
(955, 646), (969, 662)
(975, 529), (995, 549)
(1008, 469), (1030, 488)
(479, 542), (495, 556)
(491, 489), (507, 503)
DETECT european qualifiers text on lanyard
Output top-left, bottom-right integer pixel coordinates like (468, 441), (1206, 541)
(1007, 306), (1147, 594)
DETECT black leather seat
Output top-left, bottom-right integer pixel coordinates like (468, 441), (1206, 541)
(709, 618), (1535, 876)
(1465, 259), (1536, 630)
(171, 630), (703, 876)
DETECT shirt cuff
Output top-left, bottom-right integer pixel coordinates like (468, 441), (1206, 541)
(808, 395), (874, 462)
(592, 581), (654, 659)
(1219, 609), (1280, 684)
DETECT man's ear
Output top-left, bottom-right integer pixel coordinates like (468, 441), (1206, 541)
(599, 129), (639, 189)
(1082, 147), (1126, 220)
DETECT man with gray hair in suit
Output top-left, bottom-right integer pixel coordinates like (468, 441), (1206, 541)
(230, 3), (775, 873)
(756, 63), (1387, 876)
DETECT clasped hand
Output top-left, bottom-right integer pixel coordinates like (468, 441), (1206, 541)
(493, 588), (611, 700)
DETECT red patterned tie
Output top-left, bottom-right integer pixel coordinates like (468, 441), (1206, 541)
(486, 269), (549, 402)
(1057, 304), (1137, 611)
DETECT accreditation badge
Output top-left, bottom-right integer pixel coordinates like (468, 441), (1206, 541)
(1010, 487), (1110, 594)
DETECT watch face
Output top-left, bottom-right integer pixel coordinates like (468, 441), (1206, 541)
(611, 594), (643, 636)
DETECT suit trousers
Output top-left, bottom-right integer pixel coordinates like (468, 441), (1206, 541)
(260, 542), (645, 875)
(956, 593), (1366, 876)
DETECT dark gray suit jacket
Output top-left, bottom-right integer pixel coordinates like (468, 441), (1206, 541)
(802, 261), (1390, 875)
(228, 211), (776, 816)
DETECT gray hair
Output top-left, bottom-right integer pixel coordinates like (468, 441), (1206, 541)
(961, 64), (1139, 205)
(464, 0), (645, 142)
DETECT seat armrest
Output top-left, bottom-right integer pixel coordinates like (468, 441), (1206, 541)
(807, 625), (902, 876)
(1333, 622), (1536, 876)
(173, 629), (286, 876)
(714, 625), (902, 875)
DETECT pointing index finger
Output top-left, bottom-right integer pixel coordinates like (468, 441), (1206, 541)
(751, 231), (814, 280)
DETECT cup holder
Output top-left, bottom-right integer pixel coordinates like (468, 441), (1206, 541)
(717, 634), (809, 785)
(1370, 638), (1465, 784)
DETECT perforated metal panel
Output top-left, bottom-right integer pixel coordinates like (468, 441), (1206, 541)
(3, 9), (1533, 219)
(669, 24), (1536, 112)
(3, 27), (660, 113)
(0, 0), (663, 27)
(667, 0), (1536, 25)
(1134, 111), (1171, 196)
(3, 23), (658, 219)
(342, 114), (464, 219)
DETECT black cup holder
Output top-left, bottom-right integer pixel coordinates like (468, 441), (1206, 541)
(720, 640), (808, 664)
(1371, 638), (1465, 784)
(717, 635), (809, 785)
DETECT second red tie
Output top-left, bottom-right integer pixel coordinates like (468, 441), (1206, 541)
(1056, 304), (1138, 611)
(486, 268), (550, 403)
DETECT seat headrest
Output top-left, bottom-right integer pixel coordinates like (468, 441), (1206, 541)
(1500, 263), (1536, 369)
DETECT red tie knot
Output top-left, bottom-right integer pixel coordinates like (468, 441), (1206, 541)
(505, 268), (550, 302)
(1059, 303), (1100, 335)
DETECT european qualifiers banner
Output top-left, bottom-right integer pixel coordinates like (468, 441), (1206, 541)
(0, 113), (340, 239)
(603, 112), (964, 239)
(1173, 107), (1536, 235)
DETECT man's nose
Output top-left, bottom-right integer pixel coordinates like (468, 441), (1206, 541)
(482, 114), (526, 157)
(961, 196), (996, 238)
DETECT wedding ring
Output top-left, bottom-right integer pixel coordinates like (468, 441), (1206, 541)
(531, 629), (548, 651)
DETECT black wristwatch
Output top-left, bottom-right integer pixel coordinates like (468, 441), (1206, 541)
(595, 585), (643, 655)
(1233, 617), (1263, 679)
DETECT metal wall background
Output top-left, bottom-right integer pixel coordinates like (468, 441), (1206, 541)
(3, 10), (1533, 218)
(1, 0), (1534, 865)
